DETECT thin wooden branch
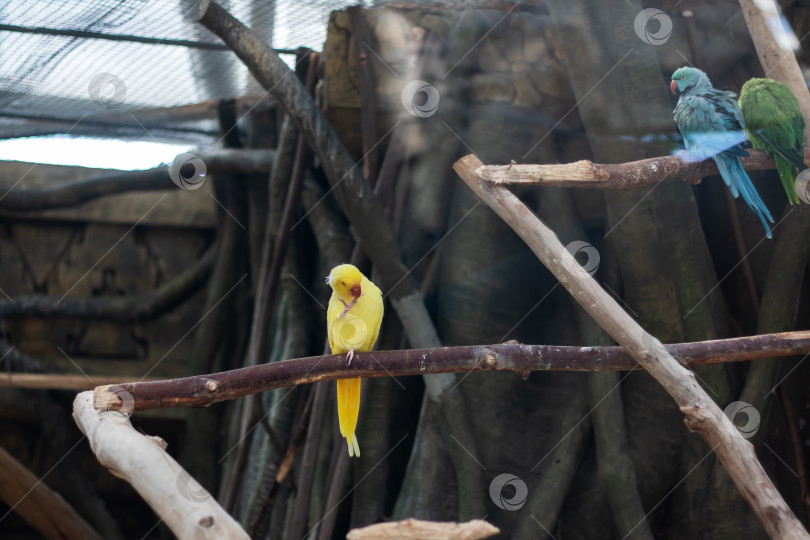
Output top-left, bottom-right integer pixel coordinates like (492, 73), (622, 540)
(92, 330), (810, 413)
(0, 445), (103, 540)
(346, 518), (498, 540)
(477, 148), (810, 189)
(0, 150), (274, 211)
(72, 392), (249, 540)
(0, 245), (214, 320)
(453, 154), (808, 540)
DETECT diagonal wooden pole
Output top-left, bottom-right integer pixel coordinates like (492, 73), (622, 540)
(453, 154), (809, 540)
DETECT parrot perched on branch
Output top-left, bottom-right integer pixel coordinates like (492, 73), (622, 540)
(670, 66), (774, 238)
(326, 263), (384, 457)
(739, 77), (806, 205)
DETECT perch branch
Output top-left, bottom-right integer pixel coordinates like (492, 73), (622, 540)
(0, 245), (214, 320)
(0, 149), (274, 211)
(72, 392), (248, 540)
(346, 518), (498, 540)
(477, 148), (810, 189)
(454, 154), (808, 540)
(0, 445), (102, 540)
(92, 330), (810, 412)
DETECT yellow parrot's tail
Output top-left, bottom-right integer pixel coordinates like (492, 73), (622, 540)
(336, 378), (362, 457)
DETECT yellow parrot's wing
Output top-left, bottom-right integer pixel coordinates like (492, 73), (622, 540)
(326, 291), (343, 354)
(358, 277), (384, 351)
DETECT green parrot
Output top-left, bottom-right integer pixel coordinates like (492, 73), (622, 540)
(739, 77), (806, 204)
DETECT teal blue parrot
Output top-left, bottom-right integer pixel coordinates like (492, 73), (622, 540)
(671, 66), (774, 238)
(739, 77), (806, 205)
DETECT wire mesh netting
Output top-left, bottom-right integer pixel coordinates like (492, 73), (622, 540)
(0, 0), (365, 143)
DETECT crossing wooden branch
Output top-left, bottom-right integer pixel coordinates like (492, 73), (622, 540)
(476, 148), (810, 189)
(91, 330), (810, 413)
(454, 153), (809, 540)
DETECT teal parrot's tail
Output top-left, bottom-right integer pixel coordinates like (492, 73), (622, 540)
(714, 153), (774, 238)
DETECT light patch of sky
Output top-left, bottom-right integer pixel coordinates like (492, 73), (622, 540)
(0, 135), (191, 171)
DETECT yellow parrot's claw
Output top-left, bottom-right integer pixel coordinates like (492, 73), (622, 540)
(347, 349), (355, 365)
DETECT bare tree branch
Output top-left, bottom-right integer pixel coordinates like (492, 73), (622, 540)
(92, 330), (810, 413)
(477, 148), (809, 189)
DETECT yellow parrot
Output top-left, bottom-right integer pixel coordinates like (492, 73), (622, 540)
(325, 264), (384, 457)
